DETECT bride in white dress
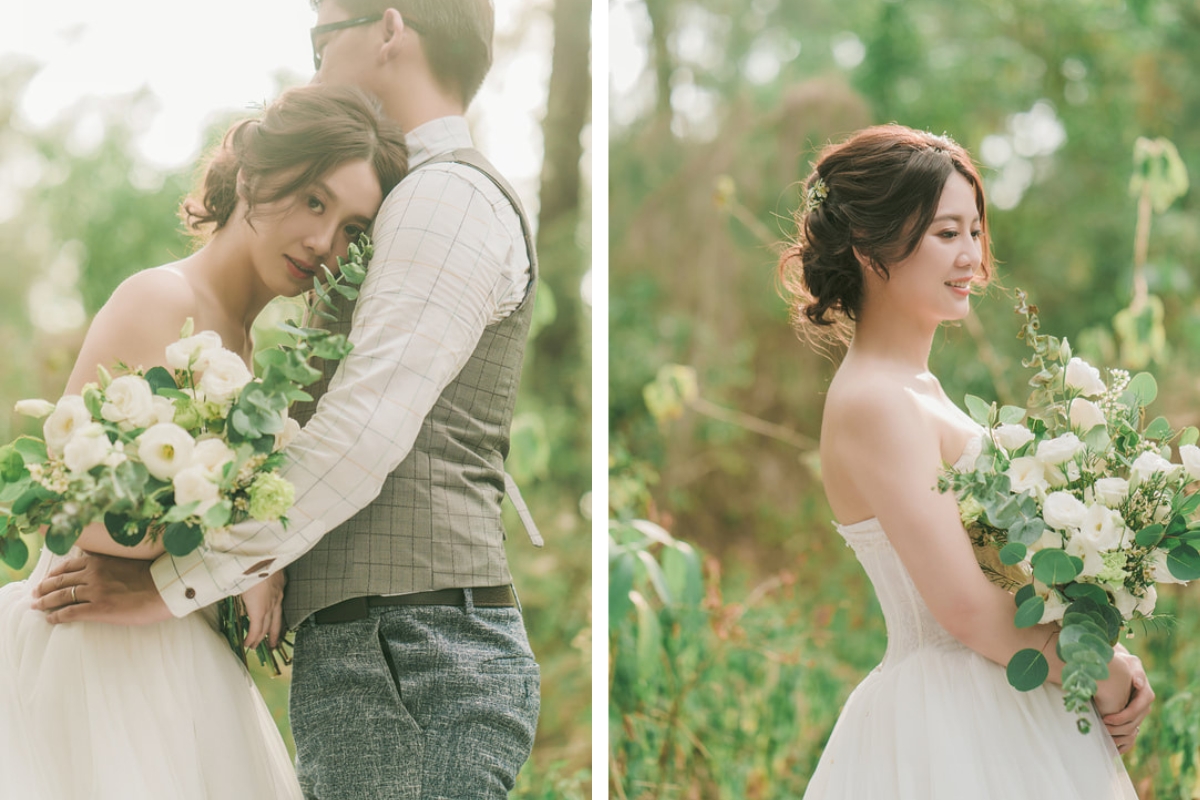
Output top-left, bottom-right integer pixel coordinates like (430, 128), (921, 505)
(0, 83), (408, 799)
(778, 124), (1151, 798)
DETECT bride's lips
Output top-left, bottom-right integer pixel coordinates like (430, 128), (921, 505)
(285, 256), (316, 282)
(945, 277), (973, 297)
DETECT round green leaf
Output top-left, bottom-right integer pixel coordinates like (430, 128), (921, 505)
(1014, 583), (1036, 608)
(1126, 372), (1158, 406)
(1014, 595), (1045, 628)
(999, 542), (1028, 566)
(1007, 648), (1050, 692)
(1167, 544), (1200, 581)
(1135, 524), (1165, 548)
(163, 521), (204, 557)
(0, 536), (29, 570)
(104, 512), (148, 547)
(1031, 548), (1079, 585)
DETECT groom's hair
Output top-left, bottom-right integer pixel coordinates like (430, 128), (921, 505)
(313, 0), (494, 106)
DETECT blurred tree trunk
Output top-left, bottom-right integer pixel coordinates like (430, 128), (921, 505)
(643, 0), (674, 119)
(529, 0), (591, 483)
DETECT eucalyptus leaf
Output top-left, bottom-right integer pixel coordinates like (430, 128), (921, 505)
(1135, 523), (1165, 548)
(964, 394), (994, 426)
(998, 405), (1026, 425)
(1144, 416), (1172, 440)
(1007, 648), (1050, 691)
(1126, 372), (1158, 406)
(1014, 595), (1045, 628)
(1181, 427), (1200, 447)
(0, 536), (29, 570)
(1167, 544), (1200, 581)
(999, 542), (1028, 566)
(163, 521), (204, 557)
(1031, 548), (1079, 585)
(144, 366), (177, 394)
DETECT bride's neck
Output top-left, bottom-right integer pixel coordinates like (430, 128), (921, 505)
(849, 308), (936, 373)
(184, 230), (274, 334)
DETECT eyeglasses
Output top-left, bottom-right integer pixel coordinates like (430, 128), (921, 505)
(310, 14), (424, 71)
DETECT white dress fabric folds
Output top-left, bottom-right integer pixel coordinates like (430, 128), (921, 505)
(0, 548), (302, 799)
(803, 516), (1138, 799)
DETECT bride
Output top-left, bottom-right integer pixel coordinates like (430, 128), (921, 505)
(0, 83), (407, 799)
(780, 124), (1152, 798)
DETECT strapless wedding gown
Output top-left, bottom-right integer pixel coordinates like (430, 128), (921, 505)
(802, 516), (1138, 798)
(0, 547), (302, 799)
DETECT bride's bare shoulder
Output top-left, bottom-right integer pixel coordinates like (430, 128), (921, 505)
(101, 265), (198, 319)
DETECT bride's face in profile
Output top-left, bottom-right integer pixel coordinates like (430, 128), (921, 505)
(869, 171), (983, 325)
(241, 158), (383, 298)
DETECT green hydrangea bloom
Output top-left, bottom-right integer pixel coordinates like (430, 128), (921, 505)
(1097, 549), (1129, 585)
(247, 472), (295, 521)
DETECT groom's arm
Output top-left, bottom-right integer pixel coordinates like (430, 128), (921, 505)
(146, 164), (527, 616)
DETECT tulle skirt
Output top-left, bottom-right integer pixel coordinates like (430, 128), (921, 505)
(803, 640), (1138, 799)
(0, 551), (302, 800)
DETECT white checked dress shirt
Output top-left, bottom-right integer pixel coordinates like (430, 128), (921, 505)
(151, 116), (531, 615)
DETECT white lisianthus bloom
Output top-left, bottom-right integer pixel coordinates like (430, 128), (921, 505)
(1007, 457), (1050, 494)
(1114, 585), (1157, 618)
(994, 424), (1035, 453)
(1064, 357), (1106, 397)
(43, 395), (91, 456)
(275, 415), (301, 452)
(100, 375), (157, 430)
(1077, 504), (1126, 551)
(206, 526), (236, 551)
(165, 331), (223, 370)
(173, 464), (220, 516)
(1179, 444), (1200, 482)
(136, 423), (195, 480)
(1027, 526), (1064, 555)
(104, 440), (127, 468)
(1040, 590), (1069, 624)
(1069, 397), (1106, 433)
(1036, 433), (1084, 466)
(150, 396), (177, 425)
(1130, 451), (1180, 484)
(1043, 491), (1088, 531)
(1065, 534), (1105, 578)
(195, 349), (252, 406)
(1091, 477), (1129, 509)
(1150, 548), (1190, 585)
(62, 423), (111, 474)
(14, 398), (56, 418)
(192, 438), (237, 481)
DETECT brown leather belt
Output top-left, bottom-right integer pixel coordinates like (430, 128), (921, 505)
(313, 585), (517, 624)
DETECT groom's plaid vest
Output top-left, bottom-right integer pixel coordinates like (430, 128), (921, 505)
(283, 148), (538, 626)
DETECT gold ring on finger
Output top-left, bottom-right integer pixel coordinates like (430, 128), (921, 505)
(70, 585), (78, 604)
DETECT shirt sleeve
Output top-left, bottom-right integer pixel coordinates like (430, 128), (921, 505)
(150, 165), (525, 616)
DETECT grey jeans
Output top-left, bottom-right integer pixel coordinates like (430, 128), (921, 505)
(289, 599), (540, 799)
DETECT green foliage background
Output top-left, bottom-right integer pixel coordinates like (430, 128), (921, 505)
(610, 0), (1200, 797)
(0, 15), (592, 794)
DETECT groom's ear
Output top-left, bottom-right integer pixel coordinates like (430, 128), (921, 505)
(378, 7), (411, 63)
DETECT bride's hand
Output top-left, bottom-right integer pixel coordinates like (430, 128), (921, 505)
(240, 571), (287, 649)
(1100, 647), (1154, 755)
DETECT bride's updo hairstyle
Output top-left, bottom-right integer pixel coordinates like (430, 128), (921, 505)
(778, 124), (992, 339)
(182, 84), (408, 237)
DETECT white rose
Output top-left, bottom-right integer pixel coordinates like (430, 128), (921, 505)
(14, 398), (56, 418)
(1036, 433), (1084, 466)
(994, 424), (1035, 453)
(1180, 444), (1200, 482)
(1006, 457), (1050, 495)
(100, 375), (157, 430)
(192, 438), (237, 481)
(195, 349), (253, 406)
(136, 422), (195, 480)
(151, 396), (177, 425)
(275, 415), (301, 451)
(1114, 585), (1157, 618)
(1131, 451), (1180, 484)
(1150, 548), (1190, 585)
(165, 330), (223, 370)
(62, 423), (111, 474)
(1076, 503), (1126, 552)
(43, 395), (92, 456)
(1091, 477), (1129, 508)
(1064, 357), (1106, 397)
(1043, 491), (1088, 531)
(1040, 590), (1068, 624)
(172, 464), (220, 516)
(1069, 397), (1106, 433)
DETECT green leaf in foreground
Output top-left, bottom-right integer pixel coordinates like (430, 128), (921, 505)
(1007, 648), (1050, 691)
(163, 521), (204, 556)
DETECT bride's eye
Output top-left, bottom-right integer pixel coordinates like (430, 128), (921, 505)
(307, 196), (325, 213)
(343, 224), (364, 239)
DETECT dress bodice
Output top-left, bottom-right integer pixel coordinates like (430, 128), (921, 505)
(835, 518), (959, 664)
(832, 433), (982, 665)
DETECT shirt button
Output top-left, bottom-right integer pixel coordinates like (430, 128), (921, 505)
(185, 588), (196, 600)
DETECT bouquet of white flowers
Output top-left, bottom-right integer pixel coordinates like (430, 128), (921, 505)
(939, 290), (1200, 732)
(0, 235), (373, 669)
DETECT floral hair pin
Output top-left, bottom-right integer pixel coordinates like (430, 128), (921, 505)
(804, 176), (828, 214)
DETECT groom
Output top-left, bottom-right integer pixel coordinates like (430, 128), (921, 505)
(33, 1), (542, 797)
